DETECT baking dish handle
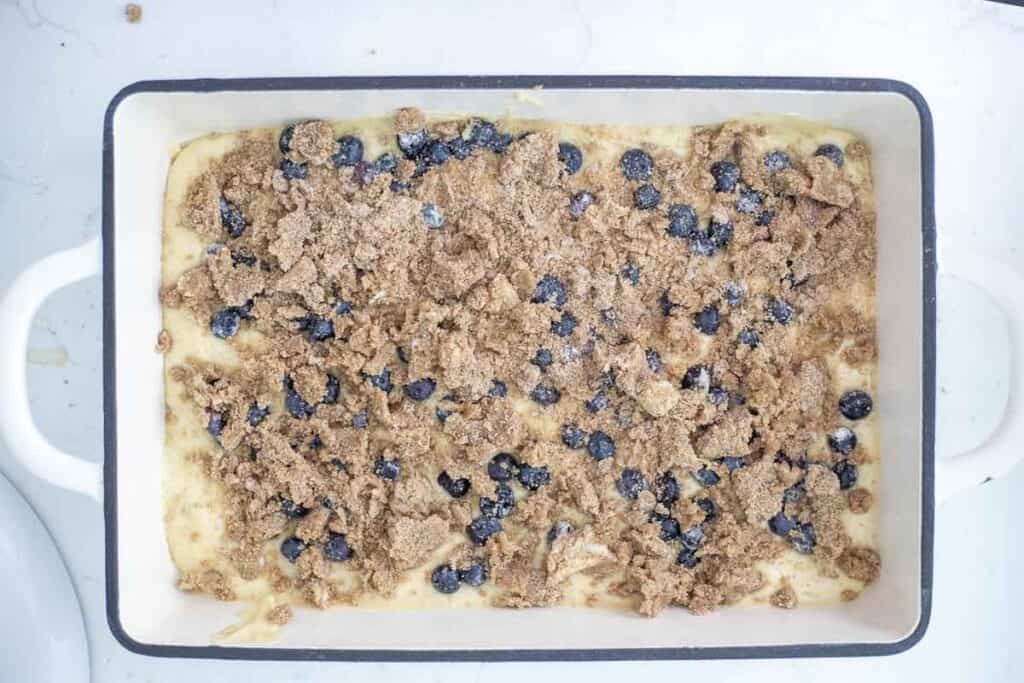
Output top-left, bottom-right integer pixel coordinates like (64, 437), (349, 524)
(0, 237), (103, 501)
(936, 246), (1024, 503)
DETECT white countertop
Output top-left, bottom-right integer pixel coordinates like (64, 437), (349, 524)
(1, 0), (1022, 680)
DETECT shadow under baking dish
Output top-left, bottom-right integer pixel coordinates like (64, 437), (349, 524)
(102, 75), (935, 661)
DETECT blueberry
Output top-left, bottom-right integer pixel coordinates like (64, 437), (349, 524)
(204, 413), (225, 443)
(710, 161), (740, 192)
(768, 298), (793, 324)
(210, 308), (241, 339)
(374, 457), (400, 480)
(448, 137), (472, 160)
(467, 119), (497, 147)
(717, 456), (747, 471)
(323, 532), (352, 562)
(655, 472), (679, 506)
(696, 497), (717, 519)
(278, 125), (295, 154)
(467, 516), (503, 545)
(247, 404), (270, 427)
(633, 184), (661, 210)
(569, 190), (594, 219)
(529, 384), (561, 406)
(219, 197), (246, 238)
(489, 379), (508, 398)
(791, 523), (816, 554)
(531, 275), (567, 308)
(479, 483), (515, 518)
(708, 386), (729, 406)
(584, 390), (609, 414)
(694, 306), (721, 335)
(283, 376), (315, 418)
(547, 520), (574, 543)
(827, 426), (857, 455)
(297, 314), (334, 342)
(438, 470), (471, 498)
(620, 148), (653, 181)
(280, 536), (306, 563)
(587, 431), (616, 461)
(764, 150), (791, 174)
(616, 468), (648, 500)
(551, 311), (578, 337)
(769, 512), (796, 536)
(645, 348), (662, 373)
(815, 143), (844, 167)
(308, 435), (323, 451)
(458, 562), (487, 587)
(783, 482), (805, 503)
(422, 203), (445, 229)
(652, 513), (681, 541)
(558, 142), (583, 175)
(756, 210), (776, 226)
(404, 378), (436, 401)
(490, 133), (514, 153)
(230, 249), (257, 267)
(839, 390), (873, 420)
(424, 139), (451, 166)
(738, 328), (760, 348)
(560, 424), (586, 449)
(689, 233), (716, 256)
(397, 129), (429, 158)
(373, 153), (398, 174)
(323, 374), (341, 404)
(518, 465), (551, 491)
(833, 460), (858, 490)
(389, 180), (410, 193)
(487, 452), (519, 482)
(692, 466), (720, 487)
(707, 219), (733, 248)
(530, 348), (553, 371)
(680, 524), (705, 550)
(681, 365), (712, 391)
(666, 203), (698, 239)
(280, 497), (309, 519)
(657, 290), (677, 317)
(431, 564), (460, 594)
(331, 135), (364, 168)
(280, 158), (308, 180)
(677, 547), (700, 568)
(351, 410), (369, 428)
(621, 263), (640, 286)
(736, 188), (763, 215)
(364, 367), (393, 393)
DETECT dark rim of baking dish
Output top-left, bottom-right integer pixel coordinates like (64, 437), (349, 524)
(102, 75), (935, 662)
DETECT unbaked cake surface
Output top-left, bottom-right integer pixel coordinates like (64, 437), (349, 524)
(160, 106), (880, 633)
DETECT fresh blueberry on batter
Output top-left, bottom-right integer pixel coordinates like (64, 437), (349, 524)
(424, 139), (451, 166)
(206, 411), (225, 439)
(374, 457), (400, 480)
(297, 314), (334, 342)
(397, 129), (429, 158)
(680, 524), (705, 550)
(531, 275), (567, 308)
(422, 203), (446, 229)
(620, 148), (653, 181)
(621, 262), (640, 286)
(677, 547), (700, 568)
(323, 532), (352, 562)
(322, 374), (340, 404)
(827, 426), (857, 455)
(438, 470), (471, 498)
(210, 308), (241, 339)
(247, 403), (270, 427)
(689, 233), (716, 256)
(351, 410), (369, 428)
(431, 565), (460, 594)
(763, 150), (791, 173)
(738, 328), (760, 348)
(769, 512), (796, 536)
(633, 184), (661, 210)
(530, 384), (561, 406)
(530, 347), (553, 371)
(767, 297), (793, 324)
(364, 367), (394, 393)
(283, 376), (315, 418)
(736, 188), (763, 215)
(815, 143), (844, 167)
(691, 466), (720, 487)
(550, 311), (578, 337)
(467, 516), (502, 545)
(219, 197), (246, 238)
(707, 218), (733, 248)
(479, 483), (515, 518)
(587, 431), (616, 461)
(280, 536), (306, 563)
(518, 465), (551, 491)
(489, 132), (514, 154)
(584, 389), (609, 414)
(833, 460), (859, 490)
(783, 481), (805, 503)
(332, 135), (364, 167)
(708, 386), (729, 406)
(335, 300), (353, 315)
(389, 179), (410, 193)
(404, 378), (436, 401)
(693, 305), (721, 335)
(458, 562), (488, 587)
(696, 497), (717, 519)
(645, 348), (662, 373)
(666, 203), (698, 239)
(658, 290), (678, 317)
(279, 158), (308, 180)
(839, 390), (873, 420)
(558, 142), (583, 175)
(710, 160), (740, 192)
(547, 520), (574, 544)
(681, 364), (712, 391)
(652, 513), (681, 541)
(487, 452), (520, 482)
(791, 522), (816, 554)
(756, 210), (776, 226)
(278, 125), (295, 154)
(655, 472), (679, 506)
(717, 456), (747, 471)
(569, 190), (594, 219)
(279, 497), (309, 519)
(616, 468), (648, 500)
(467, 119), (497, 147)
(372, 152), (398, 174)
(560, 424), (587, 450)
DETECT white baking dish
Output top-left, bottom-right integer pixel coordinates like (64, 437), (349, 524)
(2, 76), (1021, 660)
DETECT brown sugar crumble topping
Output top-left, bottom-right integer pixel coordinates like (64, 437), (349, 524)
(164, 110), (880, 616)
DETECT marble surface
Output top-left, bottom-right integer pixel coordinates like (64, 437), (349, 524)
(0, 0), (1021, 680)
